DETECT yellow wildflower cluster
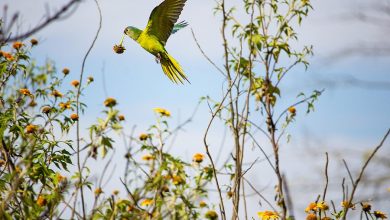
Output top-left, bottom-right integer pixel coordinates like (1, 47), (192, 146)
(193, 153), (204, 163)
(305, 201), (329, 213)
(153, 107), (171, 117)
(257, 210), (279, 220)
(140, 199), (153, 207)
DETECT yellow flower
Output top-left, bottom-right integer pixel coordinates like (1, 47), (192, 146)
(341, 201), (355, 210)
(30, 38), (38, 46)
(59, 102), (71, 110)
(51, 90), (63, 98)
(94, 187), (103, 196)
(317, 201), (329, 211)
(205, 210), (218, 220)
(71, 80), (80, 87)
(56, 172), (66, 183)
(171, 175), (184, 185)
(62, 68), (70, 75)
(142, 154), (154, 161)
(257, 210), (279, 220)
(193, 153), (204, 163)
(1, 51), (14, 61)
(12, 41), (24, 50)
(199, 201), (207, 208)
(104, 97), (117, 107)
(305, 213), (316, 220)
(288, 106), (296, 114)
(112, 190), (119, 195)
(305, 202), (317, 213)
(70, 113), (79, 121)
(26, 124), (37, 134)
(374, 211), (388, 219)
(153, 107), (171, 117)
(140, 199), (153, 207)
(321, 217), (332, 220)
(139, 133), (149, 141)
(36, 195), (47, 207)
(19, 88), (32, 96)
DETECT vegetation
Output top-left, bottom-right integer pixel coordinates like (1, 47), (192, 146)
(0, 0), (388, 219)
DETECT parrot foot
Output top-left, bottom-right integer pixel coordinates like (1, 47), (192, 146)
(155, 53), (161, 64)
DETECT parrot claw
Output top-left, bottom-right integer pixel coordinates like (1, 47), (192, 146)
(155, 53), (161, 64)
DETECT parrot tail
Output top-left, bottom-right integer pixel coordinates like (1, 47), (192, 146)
(160, 52), (189, 84)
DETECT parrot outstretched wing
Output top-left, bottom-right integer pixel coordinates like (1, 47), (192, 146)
(144, 0), (187, 45)
(171, 21), (188, 34)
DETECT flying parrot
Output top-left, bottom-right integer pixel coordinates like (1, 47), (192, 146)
(123, 0), (189, 84)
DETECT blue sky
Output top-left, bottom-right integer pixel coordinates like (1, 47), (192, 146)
(3, 0), (390, 218)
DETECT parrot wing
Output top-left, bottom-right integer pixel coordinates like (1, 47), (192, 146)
(144, 0), (187, 45)
(171, 21), (188, 35)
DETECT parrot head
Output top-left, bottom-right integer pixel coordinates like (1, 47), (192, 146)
(124, 26), (141, 41)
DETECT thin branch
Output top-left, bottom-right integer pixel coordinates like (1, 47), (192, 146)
(75, 0), (102, 218)
(0, 0), (80, 43)
(322, 152), (329, 201)
(342, 129), (390, 219)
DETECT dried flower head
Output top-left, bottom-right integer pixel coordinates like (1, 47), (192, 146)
(30, 38), (38, 46)
(62, 68), (70, 75)
(13, 41), (24, 50)
(139, 133), (149, 141)
(71, 80), (80, 87)
(28, 100), (37, 107)
(51, 90), (63, 98)
(0, 160), (6, 167)
(361, 203), (371, 212)
(87, 76), (94, 83)
(118, 114), (125, 121)
(153, 107), (171, 117)
(205, 210), (218, 220)
(104, 97), (117, 107)
(112, 190), (119, 195)
(113, 44), (126, 54)
(199, 201), (207, 208)
(193, 153), (204, 163)
(257, 210), (279, 220)
(42, 106), (52, 114)
(374, 211), (388, 219)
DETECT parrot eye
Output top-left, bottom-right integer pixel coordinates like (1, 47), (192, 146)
(123, 28), (128, 34)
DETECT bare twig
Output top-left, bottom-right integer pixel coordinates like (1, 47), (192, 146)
(322, 152), (329, 201)
(0, 0), (80, 43)
(342, 129), (390, 219)
(74, 0), (102, 218)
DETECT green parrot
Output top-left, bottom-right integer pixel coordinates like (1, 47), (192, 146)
(124, 0), (189, 84)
